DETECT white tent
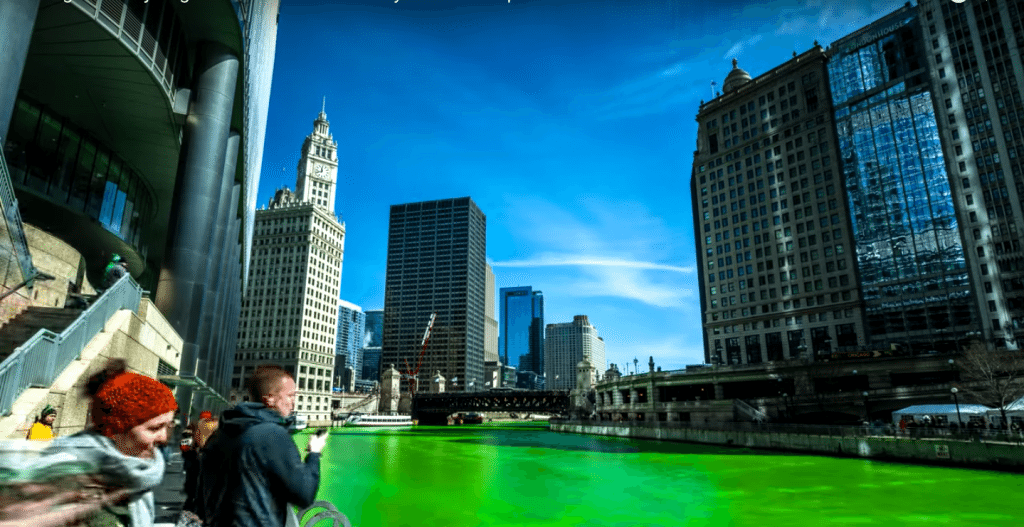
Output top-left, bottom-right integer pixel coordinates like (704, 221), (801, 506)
(985, 396), (1024, 426)
(891, 403), (992, 426)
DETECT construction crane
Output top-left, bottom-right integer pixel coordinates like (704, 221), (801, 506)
(402, 312), (436, 395)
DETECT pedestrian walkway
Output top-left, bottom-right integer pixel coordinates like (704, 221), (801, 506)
(153, 452), (187, 527)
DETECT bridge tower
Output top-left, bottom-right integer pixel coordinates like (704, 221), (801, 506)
(571, 358), (596, 418)
(430, 371), (446, 393)
(379, 364), (401, 414)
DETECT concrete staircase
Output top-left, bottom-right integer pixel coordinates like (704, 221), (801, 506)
(0, 306), (84, 363)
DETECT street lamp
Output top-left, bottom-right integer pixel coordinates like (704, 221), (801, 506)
(861, 391), (870, 422)
(951, 387), (963, 429)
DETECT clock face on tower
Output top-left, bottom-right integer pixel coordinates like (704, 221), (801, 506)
(314, 163), (328, 177)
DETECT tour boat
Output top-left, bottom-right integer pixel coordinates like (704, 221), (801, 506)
(344, 414), (414, 427)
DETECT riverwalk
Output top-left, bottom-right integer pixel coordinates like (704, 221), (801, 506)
(551, 419), (1024, 472)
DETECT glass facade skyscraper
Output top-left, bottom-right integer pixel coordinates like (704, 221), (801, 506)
(499, 286), (544, 374)
(336, 300), (365, 388)
(827, 6), (974, 347)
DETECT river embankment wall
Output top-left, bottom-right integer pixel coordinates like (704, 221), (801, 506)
(550, 422), (1024, 472)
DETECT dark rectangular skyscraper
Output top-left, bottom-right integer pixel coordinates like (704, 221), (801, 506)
(382, 197), (487, 392)
(499, 286), (544, 375)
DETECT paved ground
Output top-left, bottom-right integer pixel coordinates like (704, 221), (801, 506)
(153, 452), (187, 526)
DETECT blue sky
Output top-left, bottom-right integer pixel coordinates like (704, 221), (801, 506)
(258, 0), (908, 373)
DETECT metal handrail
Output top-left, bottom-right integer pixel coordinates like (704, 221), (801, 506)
(0, 135), (37, 284)
(0, 273), (143, 416)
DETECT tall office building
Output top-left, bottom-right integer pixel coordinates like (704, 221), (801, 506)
(364, 309), (384, 348)
(545, 315), (605, 391)
(826, 5), (974, 352)
(382, 197), (487, 392)
(0, 0), (279, 415)
(918, 0), (1024, 349)
(235, 108), (346, 421)
(485, 264), (499, 364)
(360, 308), (383, 381)
(499, 286), (545, 375)
(692, 48), (863, 365)
(361, 346), (382, 382)
(335, 299), (365, 390)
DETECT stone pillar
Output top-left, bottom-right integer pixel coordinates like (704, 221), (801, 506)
(156, 42), (238, 416)
(0, 0), (41, 141)
(378, 364), (401, 414)
(430, 371), (445, 393)
(629, 388), (638, 412)
(714, 383), (724, 400)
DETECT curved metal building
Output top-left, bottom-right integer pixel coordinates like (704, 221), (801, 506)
(0, 0), (280, 415)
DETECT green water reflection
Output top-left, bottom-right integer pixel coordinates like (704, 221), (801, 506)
(297, 423), (1023, 526)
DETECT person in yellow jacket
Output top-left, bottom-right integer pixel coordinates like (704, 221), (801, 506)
(27, 405), (57, 441)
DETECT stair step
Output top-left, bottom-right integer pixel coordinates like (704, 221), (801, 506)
(0, 307), (86, 364)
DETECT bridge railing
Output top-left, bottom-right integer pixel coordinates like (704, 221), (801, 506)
(551, 418), (1024, 445)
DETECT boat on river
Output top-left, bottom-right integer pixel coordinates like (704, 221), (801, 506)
(344, 414), (414, 427)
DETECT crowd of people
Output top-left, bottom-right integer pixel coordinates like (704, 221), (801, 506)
(1, 361), (325, 527)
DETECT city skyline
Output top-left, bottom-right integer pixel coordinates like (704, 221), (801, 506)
(258, 0), (912, 372)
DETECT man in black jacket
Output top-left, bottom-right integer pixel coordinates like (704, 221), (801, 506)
(200, 365), (327, 526)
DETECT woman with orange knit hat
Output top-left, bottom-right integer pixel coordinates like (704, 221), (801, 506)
(46, 359), (178, 527)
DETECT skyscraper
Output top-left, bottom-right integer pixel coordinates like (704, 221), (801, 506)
(485, 264), (499, 364)
(382, 197), (487, 392)
(918, 0), (1024, 349)
(364, 309), (384, 348)
(360, 308), (383, 381)
(235, 108), (346, 422)
(826, 4), (974, 352)
(336, 299), (365, 390)
(499, 286), (544, 375)
(545, 315), (605, 391)
(691, 48), (863, 365)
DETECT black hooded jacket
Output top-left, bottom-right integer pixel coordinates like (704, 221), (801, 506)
(200, 402), (320, 527)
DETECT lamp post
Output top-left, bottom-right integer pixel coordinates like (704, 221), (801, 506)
(951, 387), (963, 429)
(948, 358), (957, 383)
(861, 391), (870, 422)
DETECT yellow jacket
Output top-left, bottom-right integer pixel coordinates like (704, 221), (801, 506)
(27, 422), (54, 441)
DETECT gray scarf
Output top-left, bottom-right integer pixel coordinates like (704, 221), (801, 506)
(47, 431), (165, 527)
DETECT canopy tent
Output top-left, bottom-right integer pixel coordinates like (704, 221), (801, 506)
(891, 403), (992, 426)
(985, 396), (1024, 425)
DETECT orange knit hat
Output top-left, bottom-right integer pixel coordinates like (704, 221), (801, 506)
(91, 371), (177, 436)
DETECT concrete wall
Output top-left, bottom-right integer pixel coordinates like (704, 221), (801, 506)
(551, 422), (1024, 472)
(2, 297), (183, 439)
(0, 224), (96, 327)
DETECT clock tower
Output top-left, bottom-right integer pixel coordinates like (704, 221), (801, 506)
(296, 99), (338, 213)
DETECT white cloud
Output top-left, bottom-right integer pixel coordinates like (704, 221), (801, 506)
(723, 35), (763, 60)
(491, 256), (693, 274)
(491, 197), (696, 309)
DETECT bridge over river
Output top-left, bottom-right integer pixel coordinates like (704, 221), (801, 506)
(412, 390), (571, 425)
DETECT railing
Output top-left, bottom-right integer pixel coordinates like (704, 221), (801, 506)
(551, 418), (1024, 445)
(0, 136), (37, 288)
(734, 398), (769, 423)
(0, 273), (143, 416)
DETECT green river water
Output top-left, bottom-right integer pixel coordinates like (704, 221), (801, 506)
(295, 423), (1023, 527)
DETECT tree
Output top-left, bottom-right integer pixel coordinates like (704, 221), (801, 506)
(957, 341), (1024, 428)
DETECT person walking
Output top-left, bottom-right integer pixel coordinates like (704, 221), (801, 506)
(200, 365), (326, 527)
(47, 359), (177, 527)
(27, 405), (58, 441)
(102, 254), (130, 290)
(181, 411), (219, 517)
